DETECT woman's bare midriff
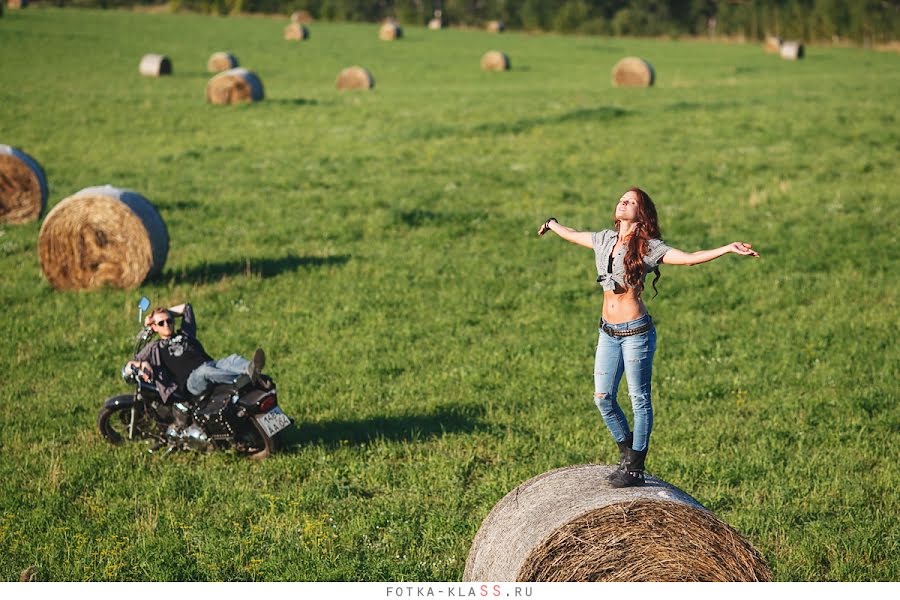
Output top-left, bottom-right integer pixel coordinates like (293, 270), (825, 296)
(602, 288), (648, 324)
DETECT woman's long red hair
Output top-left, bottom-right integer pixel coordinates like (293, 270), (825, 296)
(614, 187), (662, 297)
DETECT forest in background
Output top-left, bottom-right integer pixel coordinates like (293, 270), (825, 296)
(34, 1), (900, 44)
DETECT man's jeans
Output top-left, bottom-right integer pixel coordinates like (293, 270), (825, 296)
(593, 314), (656, 452)
(186, 354), (251, 396)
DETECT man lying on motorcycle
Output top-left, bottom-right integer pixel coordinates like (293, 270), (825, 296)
(126, 303), (268, 409)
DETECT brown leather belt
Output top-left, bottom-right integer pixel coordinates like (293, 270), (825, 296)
(600, 320), (653, 337)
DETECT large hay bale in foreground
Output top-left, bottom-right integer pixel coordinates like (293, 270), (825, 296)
(38, 185), (168, 290)
(780, 41), (805, 60)
(764, 35), (783, 53)
(612, 57), (655, 87)
(464, 464), (771, 582)
(486, 20), (505, 33)
(0, 145), (48, 224)
(139, 54), (172, 77)
(290, 10), (313, 24)
(481, 51), (510, 72)
(335, 66), (375, 91)
(207, 51), (239, 73)
(379, 22), (402, 41)
(284, 23), (310, 41)
(206, 68), (264, 104)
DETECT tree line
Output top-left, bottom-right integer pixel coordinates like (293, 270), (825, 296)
(52, 1), (900, 44)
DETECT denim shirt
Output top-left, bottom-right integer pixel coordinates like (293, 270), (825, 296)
(591, 230), (671, 291)
(134, 303), (201, 403)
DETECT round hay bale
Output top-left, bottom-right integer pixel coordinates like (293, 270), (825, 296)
(780, 41), (805, 60)
(284, 23), (310, 41)
(290, 10), (313, 24)
(612, 57), (655, 87)
(379, 22), (402, 41)
(335, 66), (375, 91)
(8, 0), (28, 9)
(480, 50), (510, 72)
(486, 20), (505, 33)
(206, 68), (264, 105)
(0, 145), (48, 224)
(207, 51), (239, 73)
(763, 35), (783, 54)
(464, 464), (772, 582)
(38, 185), (168, 291)
(139, 54), (172, 77)
(428, 18), (444, 30)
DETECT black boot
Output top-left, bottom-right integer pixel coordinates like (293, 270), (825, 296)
(606, 433), (633, 481)
(608, 447), (647, 488)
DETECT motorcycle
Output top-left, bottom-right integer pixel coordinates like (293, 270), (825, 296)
(97, 297), (292, 459)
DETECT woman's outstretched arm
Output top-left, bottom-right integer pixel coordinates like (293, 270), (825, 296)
(662, 242), (759, 266)
(538, 219), (593, 249)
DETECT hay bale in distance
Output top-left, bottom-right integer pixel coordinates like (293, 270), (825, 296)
(486, 20), (505, 33)
(464, 464), (771, 582)
(612, 57), (655, 87)
(0, 145), (48, 224)
(8, 0), (28, 9)
(764, 35), (783, 53)
(207, 51), (239, 73)
(206, 68), (264, 104)
(335, 66), (375, 91)
(428, 18), (444, 30)
(481, 50), (510, 72)
(284, 23), (310, 41)
(38, 185), (169, 291)
(139, 54), (172, 77)
(290, 10), (313, 24)
(780, 41), (805, 60)
(379, 22), (402, 41)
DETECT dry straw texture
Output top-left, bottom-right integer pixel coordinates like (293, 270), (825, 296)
(612, 57), (655, 87)
(379, 22), (402, 41)
(428, 18), (444, 30)
(336, 66), (375, 90)
(206, 68), (264, 104)
(38, 185), (169, 291)
(764, 35), (783, 53)
(284, 23), (310, 41)
(139, 54), (172, 77)
(464, 464), (771, 582)
(290, 10), (313, 24)
(207, 52), (239, 73)
(481, 51), (510, 71)
(486, 20), (505, 32)
(780, 41), (805, 60)
(0, 145), (48, 224)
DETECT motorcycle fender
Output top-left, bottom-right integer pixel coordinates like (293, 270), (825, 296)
(104, 395), (136, 410)
(238, 389), (276, 411)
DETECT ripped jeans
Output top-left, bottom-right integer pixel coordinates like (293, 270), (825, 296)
(593, 314), (656, 452)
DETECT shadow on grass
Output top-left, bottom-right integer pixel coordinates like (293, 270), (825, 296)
(278, 403), (487, 450)
(165, 253), (350, 284)
(267, 98), (322, 106)
(413, 105), (629, 140)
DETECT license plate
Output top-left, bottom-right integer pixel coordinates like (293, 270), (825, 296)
(255, 406), (290, 437)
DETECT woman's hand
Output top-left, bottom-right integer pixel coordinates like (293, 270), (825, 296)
(727, 242), (760, 257)
(538, 218), (557, 236)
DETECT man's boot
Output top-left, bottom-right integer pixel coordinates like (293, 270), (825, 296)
(606, 432), (633, 481)
(608, 447), (647, 488)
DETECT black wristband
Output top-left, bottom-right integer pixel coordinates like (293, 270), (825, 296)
(545, 217), (557, 227)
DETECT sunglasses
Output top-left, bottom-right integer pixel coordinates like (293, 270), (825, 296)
(154, 318), (174, 327)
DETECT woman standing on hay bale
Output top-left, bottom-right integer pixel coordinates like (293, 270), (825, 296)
(539, 188), (759, 487)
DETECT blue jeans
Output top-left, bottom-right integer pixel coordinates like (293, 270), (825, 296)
(186, 354), (251, 396)
(593, 314), (656, 452)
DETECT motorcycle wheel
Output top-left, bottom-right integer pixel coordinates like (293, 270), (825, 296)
(97, 396), (157, 445)
(244, 416), (278, 460)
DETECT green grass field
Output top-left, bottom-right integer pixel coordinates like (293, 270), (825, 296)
(1, 7), (898, 582)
